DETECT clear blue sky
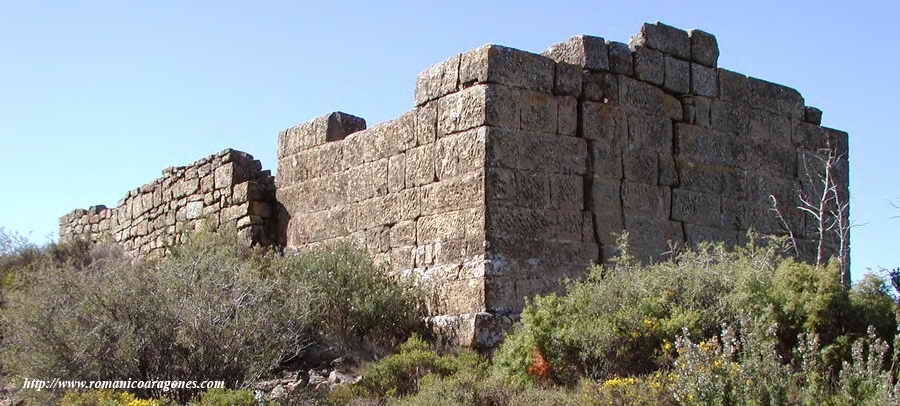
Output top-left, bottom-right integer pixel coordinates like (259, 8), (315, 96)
(1, 1), (896, 280)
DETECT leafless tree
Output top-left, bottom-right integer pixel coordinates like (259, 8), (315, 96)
(771, 138), (852, 288)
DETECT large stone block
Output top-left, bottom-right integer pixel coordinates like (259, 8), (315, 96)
(483, 127), (587, 175)
(438, 84), (517, 135)
(664, 55), (690, 94)
(676, 123), (746, 167)
(415, 54), (460, 106)
(691, 63), (718, 97)
(582, 71), (619, 103)
(671, 188), (721, 227)
(590, 139), (623, 179)
(624, 215), (684, 262)
(460, 44), (554, 93)
(277, 112), (366, 158)
(688, 29), (719, 67)
(684, 223), (739, 246)
(682, 96), (711, 128)
(718, 68), (750, 102)
(747, 76), (804, 119)
(622, 181), (671, 219)
(632, 45), (664, 85)
(581, 101), (628, 143)
(710, 99), (751, 136)
(677, 160), (746, 196)
(619, 76), (682, 120)
(553, 62), (582, 96)
(630, 22), (691, 60)
(607, 41), (633, 75)
(542, 35), (609, 72)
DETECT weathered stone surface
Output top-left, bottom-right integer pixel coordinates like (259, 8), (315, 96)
(691, 63), (718, 97)
(607, 41), (633, 75)
(630, 22), (691, 60)
(61, 22), (849, 352)
(619, 76), (683, 120)
(278, 112), (366, 158)
(415, 54), (460, 106)
(688, 29), (719, 67)
(461, 45), (554, 93)
(632, 45), (664, 85)
(542, 35), (609, 72)
(554, 62), (582, 96)
(804, 106), (823, 125)
(664, 55), (690, 94)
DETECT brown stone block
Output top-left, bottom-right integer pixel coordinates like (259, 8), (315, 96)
(484, 127), (587, 175)
(518, 89), (557, 134)
(718, 68), (749, 102)
(365, 226), (391, 254)
(232, 181), (264, 204)
(553, 62), (582, 96)
(416, 211), (468, 244)
(677, 160), (746, 196)
(590, 139), (623, 179)
(691, 63), (718, 97)
(630, 22), (691, 60)
(747, 76), (804, 119)
(415, 53), (460, 106)
(405, 143), (437, 188)
(420, 171), (484, 216)
(542, 35), (609, 72)
(711, 100), (752, 137)
(388, 154), (406, 193)
(515, 170), (551, 209)
(461, 44), (554, 92)
(619, 75), (682, 120)
(607, 41), (634, 76)
(581, 101), (628, 144)
(676, 123), (746, 167)
(622, 150), (657, 185)
(582, 71), (619, 103)
(277, 112), (366, 158)
(486, 205), (583, 243)
(347, 158), (389, 202)
(214, 163), (234, 190)
(549, 174), (584, 211)
(632, 45), (664, 85)
(664, 55), (690, 95)
(435, 127), (487, 181)
(438, 84), (516, 135)
(557, 96), (578, 136)
(485, 167), (516, 205)
(622, 182), (671, 219)
(688, 29), (719, 67)
(415, 101), (438, 145)
(390, 220), (417, 248)
(249, 201), (271, 218)
(623, 215), (683, 263)
(671, 188), (721, 227)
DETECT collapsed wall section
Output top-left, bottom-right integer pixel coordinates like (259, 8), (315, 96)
(59, 149), (276, 257)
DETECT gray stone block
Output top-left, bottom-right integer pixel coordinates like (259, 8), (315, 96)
(671, 188), (721, 227)
(688, 29), (719, 67)
(664, 55), (690, 94)
(747, 77), (804, 119)
(682, 96), (711, 128)
(554, 62), (582, 96)
(542, 35), (609, 72)
(415, 54), (460, 106)
(632, 46), (664, 85)
(629, 22), (691, 60)
(691, 63), (718, 97)
(718, 68), (749, 102)
(804, 106), (823, 125)
(461, 44), (555, 93)
(582, 72), (619, 103)
(607, 40), (633, 75)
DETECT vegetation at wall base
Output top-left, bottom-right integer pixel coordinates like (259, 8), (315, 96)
(2, 227), (899, 405)
(0, 226), (426, 404)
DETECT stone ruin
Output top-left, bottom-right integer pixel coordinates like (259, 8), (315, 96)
(59, 22), (850, 347)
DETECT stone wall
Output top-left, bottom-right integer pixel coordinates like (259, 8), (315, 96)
(59, 149), (276, 257)
(60, 21), (849, 346)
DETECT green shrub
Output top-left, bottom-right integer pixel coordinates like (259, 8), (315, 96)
(492, 235), (897, 385)
(59, 389), (170, 406)
(329, 335), (486, 403)
(1, 227), (424, 403)
(271, 243), (426, 353)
